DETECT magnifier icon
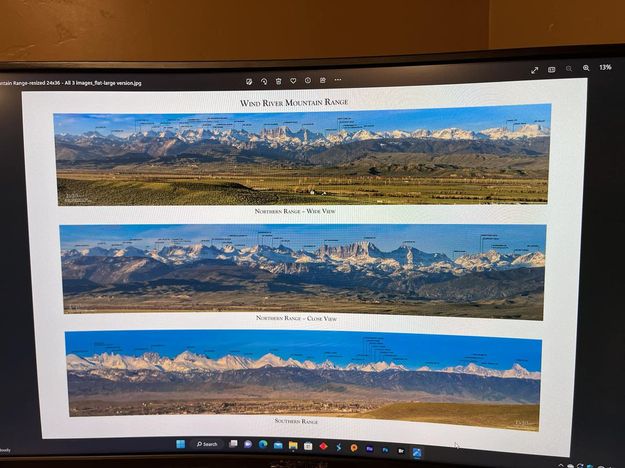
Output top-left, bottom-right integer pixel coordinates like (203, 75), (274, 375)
(583, 64), (590, 71)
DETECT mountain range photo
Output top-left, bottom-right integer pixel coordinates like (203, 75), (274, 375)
(60, 224), (547, 319)
(54, 105), (551, 205)
(65, 329), (541, 430)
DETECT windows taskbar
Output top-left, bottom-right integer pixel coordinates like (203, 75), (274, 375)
(4, 436), (426, 462)
(174, 436), (422, 460)
(4, 436), (592, 468)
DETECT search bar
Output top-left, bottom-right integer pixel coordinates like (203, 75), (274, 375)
(189, 438), (225, 450)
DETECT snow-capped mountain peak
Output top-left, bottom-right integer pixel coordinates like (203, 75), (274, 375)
(481, 124), (550, 140)
(66, 352), (539, 379)
(440, 362), (540, 380)
(62, 241), (544, 277)
(431, 128), (486, 140)
(57, 121), (549, 157)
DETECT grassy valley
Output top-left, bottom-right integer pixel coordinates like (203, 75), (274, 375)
(57, 154), (548, 206)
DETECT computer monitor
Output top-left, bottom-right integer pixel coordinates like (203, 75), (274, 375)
(0, 45), (623, 468)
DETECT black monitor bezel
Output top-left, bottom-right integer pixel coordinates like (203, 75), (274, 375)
(0, 43), (624, 72)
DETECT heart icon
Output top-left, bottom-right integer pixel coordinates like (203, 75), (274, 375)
(290, 77), (297, 84)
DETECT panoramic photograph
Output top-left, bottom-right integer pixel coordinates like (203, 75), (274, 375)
(54, 104), (551, 206)
(65, 329), (542, 431)
(60, 224), (547, 319)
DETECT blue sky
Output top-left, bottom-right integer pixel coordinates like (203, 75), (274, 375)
(53, 104), (551, 136)
(65, 329), (541, 372)
(60, 224), (546, 257)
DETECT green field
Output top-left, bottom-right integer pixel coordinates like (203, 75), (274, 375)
(67, 396), (539, 430)
(57, 168), (548, 206)
(349, 402), (540, 431)
(63, 286), (544, 320)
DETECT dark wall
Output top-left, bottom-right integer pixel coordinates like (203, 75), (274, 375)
(0, 0), (490, 61)
(489, 0), (625, 49)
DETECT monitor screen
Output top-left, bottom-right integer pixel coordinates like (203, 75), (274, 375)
(0, 47), (623, 467)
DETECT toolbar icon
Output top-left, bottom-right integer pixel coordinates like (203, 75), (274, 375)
(350, 443), (358, 452)
(412, 447), (423, 459)
(303, 441), (313, 451)
(273, 441), (283, 450)
(530, 66), (539, 74)
(275, 77), (282, 85)
(319, 442), (328, 451)
(304, 77), (312, 84)
(320, 77), (327, 83)
(288, 441), (298, 450)
(245, 78), (253, 85)
(290, 77), (297, 84)
(260, 77), (268, 85)
(175, 439), (185, 449)
(258, 440), (268, 449)
(548, 66), (556, 73)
